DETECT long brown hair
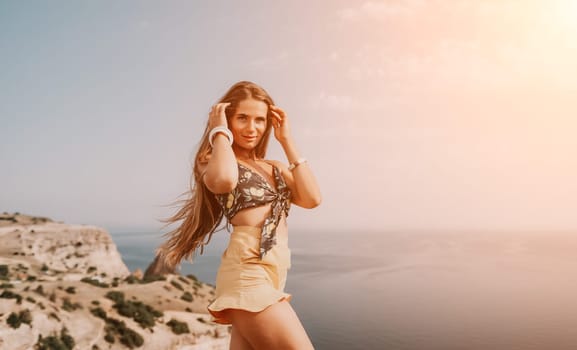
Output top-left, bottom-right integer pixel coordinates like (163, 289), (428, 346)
(159, 81), (275, 269)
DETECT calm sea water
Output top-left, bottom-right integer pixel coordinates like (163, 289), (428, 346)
(111, 229), (577, 350)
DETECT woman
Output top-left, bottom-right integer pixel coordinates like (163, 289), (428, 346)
(161, 81), (321, 349)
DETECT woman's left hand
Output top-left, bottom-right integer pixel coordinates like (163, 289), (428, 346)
(270, 105), (292, 144)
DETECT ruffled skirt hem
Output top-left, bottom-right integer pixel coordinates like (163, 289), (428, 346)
(207, 292), (292, 324)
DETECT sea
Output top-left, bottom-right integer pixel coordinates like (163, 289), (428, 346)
(111, 229), (577, 350)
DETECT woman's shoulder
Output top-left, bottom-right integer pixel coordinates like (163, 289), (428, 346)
(263, 159), (289, 172)
(262, 159), (294, 186)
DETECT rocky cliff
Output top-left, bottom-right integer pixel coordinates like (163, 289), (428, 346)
(0, 213), (229, 350)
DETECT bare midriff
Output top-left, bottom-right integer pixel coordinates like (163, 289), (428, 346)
(229, 204), (289, 244)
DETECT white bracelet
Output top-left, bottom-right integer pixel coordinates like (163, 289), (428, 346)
(288, 157), (307, 171)
(208, 126), (233, 147)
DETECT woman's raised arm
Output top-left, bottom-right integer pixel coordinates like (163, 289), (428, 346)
(201, 103), (238, 194)
(269, 105), (321, 209)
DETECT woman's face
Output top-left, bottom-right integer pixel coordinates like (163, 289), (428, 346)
(229, 98), (268, 152)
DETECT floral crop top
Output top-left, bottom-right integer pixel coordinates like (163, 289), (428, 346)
(217, 162), (291, 259)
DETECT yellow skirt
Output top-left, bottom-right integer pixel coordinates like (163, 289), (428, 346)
(207, 225), (292, 324)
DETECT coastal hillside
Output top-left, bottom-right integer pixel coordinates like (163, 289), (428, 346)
(0, 213), (229, 350)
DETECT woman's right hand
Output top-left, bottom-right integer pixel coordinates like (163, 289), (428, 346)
(208, 102), (231, 129)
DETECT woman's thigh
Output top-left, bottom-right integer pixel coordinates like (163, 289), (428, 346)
(230, 326), (254, 350)
(227, 301), (314, 350)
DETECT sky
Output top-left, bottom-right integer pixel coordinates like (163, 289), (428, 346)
(2, 0), (577, 233)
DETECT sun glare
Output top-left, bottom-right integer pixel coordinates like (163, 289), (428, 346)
(552, 0), (577, 31)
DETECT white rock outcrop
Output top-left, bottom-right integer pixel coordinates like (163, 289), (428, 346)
(0, 214), (230, 350)
(0, 222), (130, 280)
